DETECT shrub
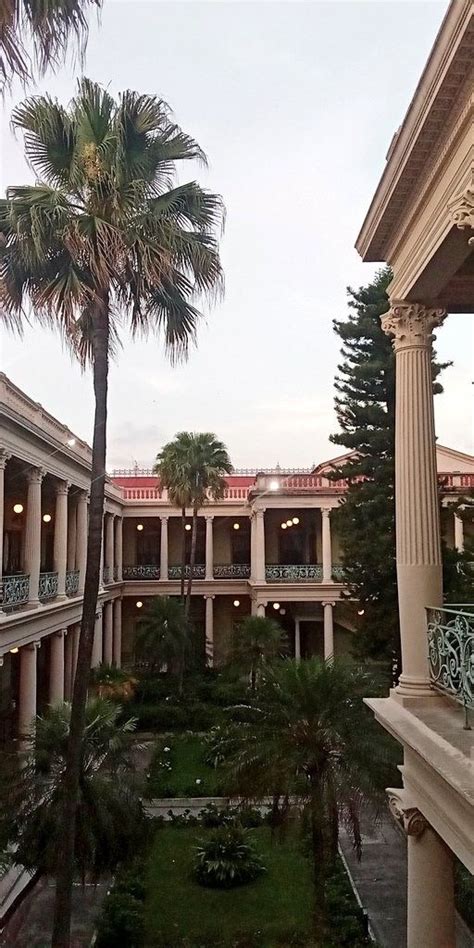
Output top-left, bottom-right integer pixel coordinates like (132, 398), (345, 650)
(95, 891), (145, 948)
(194, 826), (266, 889)
(199, 803), (264, 829)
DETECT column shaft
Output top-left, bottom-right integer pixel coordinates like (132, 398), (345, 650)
(92, 610), (103, 668)
(407, 827), (455, 948)
(323, 602), (334, 661)
(160, 517), (169, 580)
(0, 452), (9, 582)
(113, 598), (122, 667)
(49, 631), (65, 704)
(103, 600), (114, 665)
(253, 510), (266, 582)
(105, 514), (114, 581)
(322, 508), (332, 582)
(454, 513), (464, 552)
(18, 644), (37, 735)
(76, 492), (88, 595)
(24, 469), (44, 605)
(54, 481), (69, 598)
(205, 596), (214, 667)
(67, 498), (77, 571)
(257, 603), (266, 618)
(205, 516), (214, 581)
(115, 517), (123, 581)
(294, 618), (301, 663)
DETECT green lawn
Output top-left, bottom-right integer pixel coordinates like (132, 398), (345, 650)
(145, 825), (314, 946)
(148, 734), (223, 798)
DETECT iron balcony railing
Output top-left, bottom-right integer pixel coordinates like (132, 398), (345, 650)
(123, 565), (160, 580)
(332, 566), (345, 581)
(102, 566), (112, 584)
(265, 564), (323, 582)
(426, 605), (474, 729)
(0, 573), (30, 608)
(66, 569), (80, 597)
(39, 571), (58, 601)
(213, 564), (251, 580)
(168, 565), (205, 580)
(113, 566), (119, 582)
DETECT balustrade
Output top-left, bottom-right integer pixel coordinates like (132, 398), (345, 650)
(102, 566), (112, 585)
(427, 605), (474, 728)
(65, 569), (80, 597)
(1, 573), (30, 608)
(123, 565), (160, 580)
(168, 564), (205, 580)
(331, 565), (345, 581)
(265, 564), (323, 582)
(39, 571), (58, 601)
(213, 564), (251, 579)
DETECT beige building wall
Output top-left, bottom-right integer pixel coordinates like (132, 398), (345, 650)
(214, 518), (232, 564)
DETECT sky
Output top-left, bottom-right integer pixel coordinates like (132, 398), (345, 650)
(1, 0), (472, 471)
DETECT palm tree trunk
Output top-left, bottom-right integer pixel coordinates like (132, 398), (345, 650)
(180, 506), (186, 601)
(51, 304), (109, 948)
(309, 775), (327, 946)
(185, 506), (198, 618)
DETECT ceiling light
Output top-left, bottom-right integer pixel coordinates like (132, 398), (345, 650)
(269, 480), (279, 491)
(185, 524), (192, 531)
(286, 519), (293, 527)
(281, 523), (287, 530)
(357, 609), (365, 616)
(273, 602), (280, 610)
(67, 438), (76, 447)
(136, 601), (143, 609)
(233, 599), (240, 607)
(292, 517), (300, 525)
(13, 503), (23, 514)
(233, 522), (240, 530)
(137, 523), (144, 531)
(43, 513), (52, 523)
(10, 647), (19, 654)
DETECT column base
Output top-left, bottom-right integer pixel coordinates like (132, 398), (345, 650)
(394, 674), (434, 699)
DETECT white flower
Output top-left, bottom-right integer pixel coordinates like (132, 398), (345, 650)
(196, 779), (202, 785)
(164, 746), (171, 752)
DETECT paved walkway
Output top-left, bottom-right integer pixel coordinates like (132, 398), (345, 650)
(0, 877), (108, 948)
(339, 810), (473, 948)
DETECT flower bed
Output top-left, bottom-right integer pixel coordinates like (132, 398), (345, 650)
(147, 734), (222, 798)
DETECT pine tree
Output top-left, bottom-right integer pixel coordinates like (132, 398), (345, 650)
(330, 269), (449, 668)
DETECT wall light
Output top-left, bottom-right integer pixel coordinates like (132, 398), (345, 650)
(292, 517), (300, 525)
(13, 503), (23, 514)
(281, 523), (287, 530)
(43, 513), (52, 523)
(233, 599), (240, 607)
(136, 601), (143, 609)
(269, 480), (279, 491)
(136, 523), (144, 531)
(233, 522), (240, 530)
(67, 438), (76, 447)
(357, 609), (365, 616)
(273, 602), (280, 610)
(286, 519), (293, 527)
(10, 647), (19, 654)
(185, 524), (192, 531)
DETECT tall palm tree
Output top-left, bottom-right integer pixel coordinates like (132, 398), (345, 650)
(230, 614), (287, 690)
(0, 0), (102, 89)
(0, 699), (146, 883)
(211, 659), (391, 944)
(0, 79), (223, 947)
(136, 595), (190, 691)
(154, 442), (193, 600)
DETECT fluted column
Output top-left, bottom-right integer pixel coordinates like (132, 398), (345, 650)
(103, 600), (114, 665)
(294, 618), (301, 663)
(252, 509), (266, 582)
(321, 508), (332, 582)
(115, 517), (123, 581)
(105, 513), (114, 584)
(54, 480), (69, 599)
(0, 451), (10, 586)
(205, 595), (214, 666)
(382, 303), (446, 695)
(322, 601), (334, 661)
(67, 496), (77, 571)
(160, 516), (169, 580)
(205, 515), (214, 581)
(92, 608), (103, 668)
(49, 630), (65, 704)
(24, 468), (44, 606)
(113, 598), (122, 667)
(76, 492), (88, 595)
(454, 512), (464, 552)
(18, 642), (38, 736)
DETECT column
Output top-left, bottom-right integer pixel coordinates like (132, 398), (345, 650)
(205, 595), (214, 667)
(49, 630), (65, 704)
(0, 451), (10, 584)
(257, 602), (266, 618)
(103, 600), (114, 665)
(382, 303), (446, 695)
(64, 629), (73, 700)
(115, 517), (123, 581)
(252, 509), (266, 582)
(321, 508), (332, 582)
(113, 598), (122, 667)
(454, 512), (464, 552)
(294, 618), (301, 663)
(160, 516), (168, 580)
(205, 515), (214, 581)
(322, 601), (334, 661)
(67, 496), (77, 571)
(105, 513), (114, 583)
(54, 480), (69, 599)
(24, 467), (44, 606)
(18, 642), (38, 736)
(76, 491), (88, 595)
(91, 609), (103, 668)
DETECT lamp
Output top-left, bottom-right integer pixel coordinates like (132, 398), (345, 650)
(269, 480), (279, 491)
(185, 524), (192, 531)
(43, 513), (52, 523)
(273, 602), (280, 610)
(233, 600), (240, 607)
(13, 503), (23, 514)
(136, 601), (143, 609)
(292, 517), (300, 525)
(233, 522), (240, 530)
(137, 523), (144, 531)
(286, 519), (292, 527)
(281, 523), (287, 530)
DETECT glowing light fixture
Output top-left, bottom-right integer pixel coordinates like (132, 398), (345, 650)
(136, 601), (143, 609)
(286, 519), (293, 527)
(269, 480), (279, 491)
(10, 647), (19, 654)
(292, 517), (300, 525)
(13, 503), (23, 514)
(281, 523), (287, 530)
(136, 523), (144, 531)
(273, 602), (280, 610)
(233, 522), (240, 530)
(43, 513), (52, 523)
(67, 437), (76, 447)
(357, 609), (365, 616)
(185, 524), (192, 531)
(233, 599), (240, 607)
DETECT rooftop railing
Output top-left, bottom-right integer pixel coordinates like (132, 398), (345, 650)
(426, 605), (474, 729)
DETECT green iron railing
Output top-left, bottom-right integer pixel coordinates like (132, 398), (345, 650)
(426, 605), (474, 729)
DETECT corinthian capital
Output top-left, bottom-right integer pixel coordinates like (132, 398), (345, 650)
(381, 301), (446, 350)
(448, 166), (474, 231)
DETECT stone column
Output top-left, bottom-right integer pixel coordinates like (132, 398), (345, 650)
(0, 451), (10, 585)
(18, 642), (38, 736)
(454, 512), (464, 552)
(160, 516), (169, 580)
(294, 618), (301, 663)
(253, 509), (266, 582)
(257, 603), (266, 618)
(322, 601), (334, 661)
(115, 517), (123, 581)
(67, 497), (77, 571)
(205, 595), (214, 667)
(103, 600), (114, 665)
(49, 630), (65, 704)
(54, 480), (69, 599)
(64, 629), (73, 700)
(92, 609), (103, 668)
(76, 492), (88, 595)
(382, 303), (446, 695)
(205, 515), (214, 581)
(105, 513), (114, 583)
(321, 508), (332, 582)
(24, 468), (44, 606)
(113, 598), (122, 667)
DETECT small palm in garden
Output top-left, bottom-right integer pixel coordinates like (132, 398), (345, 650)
(136, 596), (191, 692)
(194, 825), (266, 889)
(231, 615), (288, 690)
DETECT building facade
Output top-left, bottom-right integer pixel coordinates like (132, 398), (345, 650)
(1, 371), (472, 747)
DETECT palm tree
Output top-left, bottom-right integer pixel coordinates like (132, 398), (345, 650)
(0, 699), (146, 884)
(0, 79), (223, 947)
(0, 0), (102, 89)
(212, 659), (391, 943)
(154, 442), (193, 600)
(136, 596), (190, 691)
(230, 615), (287, 690)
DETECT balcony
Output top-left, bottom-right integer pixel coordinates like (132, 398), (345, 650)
(0, 573), (30, 609)
(213, 564), (251, 580)
(66, 569), (80, 597)
(168, 565), (205, 580)
(123, 565), (160, 580)
(39, 571), (58, 601)
(332, 566), (345, 581)
(265, 564), (323, 582)
(427, 605), (474, 729)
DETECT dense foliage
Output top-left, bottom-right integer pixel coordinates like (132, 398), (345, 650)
(194, 826), (266, 889)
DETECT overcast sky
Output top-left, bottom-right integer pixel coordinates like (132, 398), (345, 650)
(1, 0), (472, 470)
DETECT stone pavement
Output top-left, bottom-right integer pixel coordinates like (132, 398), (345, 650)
(0, 876), (108, 947)
(339, 810), (473, 948)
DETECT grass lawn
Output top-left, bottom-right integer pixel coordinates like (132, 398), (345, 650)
(145, 825), (314, 946)
(148, 734), (223, 797)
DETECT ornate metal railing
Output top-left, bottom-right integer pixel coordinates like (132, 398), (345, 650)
(0, 573), (30, 608)
(102, 566), (112, 584)
(427, 605), (474, 729)
(332, 566), (345, 581)
(39, 571), (58, 601)
(168, 565), (206, 580)
(66, 569), (80, 597)
(213, 564), (251, 580)
(265, 564), (323, 582)
(123, 565), (160, 580)
(113, 566), (119, 582)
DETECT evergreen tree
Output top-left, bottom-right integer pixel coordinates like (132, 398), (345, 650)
(330, 268), (448, 668)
